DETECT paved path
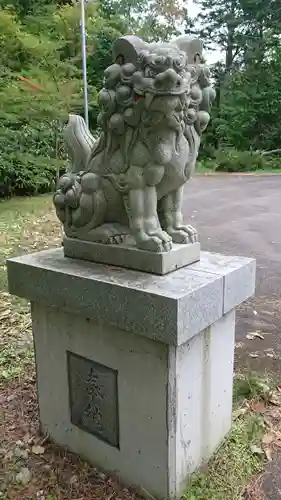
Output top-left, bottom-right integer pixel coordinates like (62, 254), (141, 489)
(183, 175), (281, 376)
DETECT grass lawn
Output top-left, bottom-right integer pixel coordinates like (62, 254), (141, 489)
(1, 195), (281, 499)
(0, 195), (61, 290)
(196, 164), (281, 175)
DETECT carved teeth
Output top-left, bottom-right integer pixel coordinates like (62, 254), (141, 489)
(145, 93), (154, 109)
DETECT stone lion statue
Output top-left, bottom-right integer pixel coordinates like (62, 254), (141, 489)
(54, 35), (215, 253)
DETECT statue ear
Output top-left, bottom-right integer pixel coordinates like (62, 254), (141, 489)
(173, 36), (203, 64)
(112, 35), (148, 65)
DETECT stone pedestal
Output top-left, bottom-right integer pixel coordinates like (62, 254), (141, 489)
(63, 237), (200, 275)
(7, 249), (255, 499)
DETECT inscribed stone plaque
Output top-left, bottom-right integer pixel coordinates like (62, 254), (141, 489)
(67, 351), (119, 448)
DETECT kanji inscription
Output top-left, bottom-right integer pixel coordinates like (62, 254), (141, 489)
(67, 351), (119, 448)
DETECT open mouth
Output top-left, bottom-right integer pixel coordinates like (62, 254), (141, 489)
(133, 85), (189, 108)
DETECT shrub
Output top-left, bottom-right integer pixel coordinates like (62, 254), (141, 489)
(198, 148), (281, 173)
(0, 113), (67, 196)
(263, 156), (281, 170)
(0, 7), (86, 198)
(214, 149), (267, 172)
(0, 152), (66, 197)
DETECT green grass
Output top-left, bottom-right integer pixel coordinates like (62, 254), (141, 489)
(254, 167), (281, 173)
(197, 163), (281, 174)
(183, 412), (265, 499)
(0, 342), (34, 380)
(233, 372), (273, 403)
(183, 373), (273, 500)
(0, 194), (61, 383)
(196, 162), (214, 173)
(0, 194), (60, 290)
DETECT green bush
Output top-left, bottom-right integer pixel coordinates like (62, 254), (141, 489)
(214, 149), (267, 172)
(199, 148), (281, 172)
(0, 114), (67, 196)
(0, 152), (66, 197)
(264, 156), (281, 170)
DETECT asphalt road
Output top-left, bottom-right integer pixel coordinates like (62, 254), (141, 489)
(183, 174), (281, 376)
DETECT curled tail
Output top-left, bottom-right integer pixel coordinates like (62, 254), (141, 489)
(63, 114), (97, 173)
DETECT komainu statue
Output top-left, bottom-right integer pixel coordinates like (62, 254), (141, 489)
(54, 35), (215, 254)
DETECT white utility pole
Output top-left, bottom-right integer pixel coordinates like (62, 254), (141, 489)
(80, 0), (89, 127)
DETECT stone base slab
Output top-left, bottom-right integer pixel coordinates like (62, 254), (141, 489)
(63, 237), (200, 275)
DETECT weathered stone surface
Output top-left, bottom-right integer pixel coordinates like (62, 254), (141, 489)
(53, 35), (215, 262)
(67, 352), (119, 448)
(32, 303), (169, 498)
(63, 237), (200, 275)
(31, 303), (236, 499)
(7, 248), (255, 345)
(171, 310), (235, 494)
(7, 246), (256, 499)
(190, 252), (256, 313)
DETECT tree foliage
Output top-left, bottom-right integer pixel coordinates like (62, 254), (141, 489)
(0, 6), (83, 195)
(1, 0), (188, 196)
(187, 0), (281, 170)
(100, 0), (186, 41)
(0, 2), (120, 195)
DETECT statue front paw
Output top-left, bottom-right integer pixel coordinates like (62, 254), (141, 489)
(136, 234), (171, 252)
(54, 172), (101, 228)
(147, 229), (173, 251)
(54, 173), (79, 206)
(167, 225), (198, 244)
(54, 173), (83, 226)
